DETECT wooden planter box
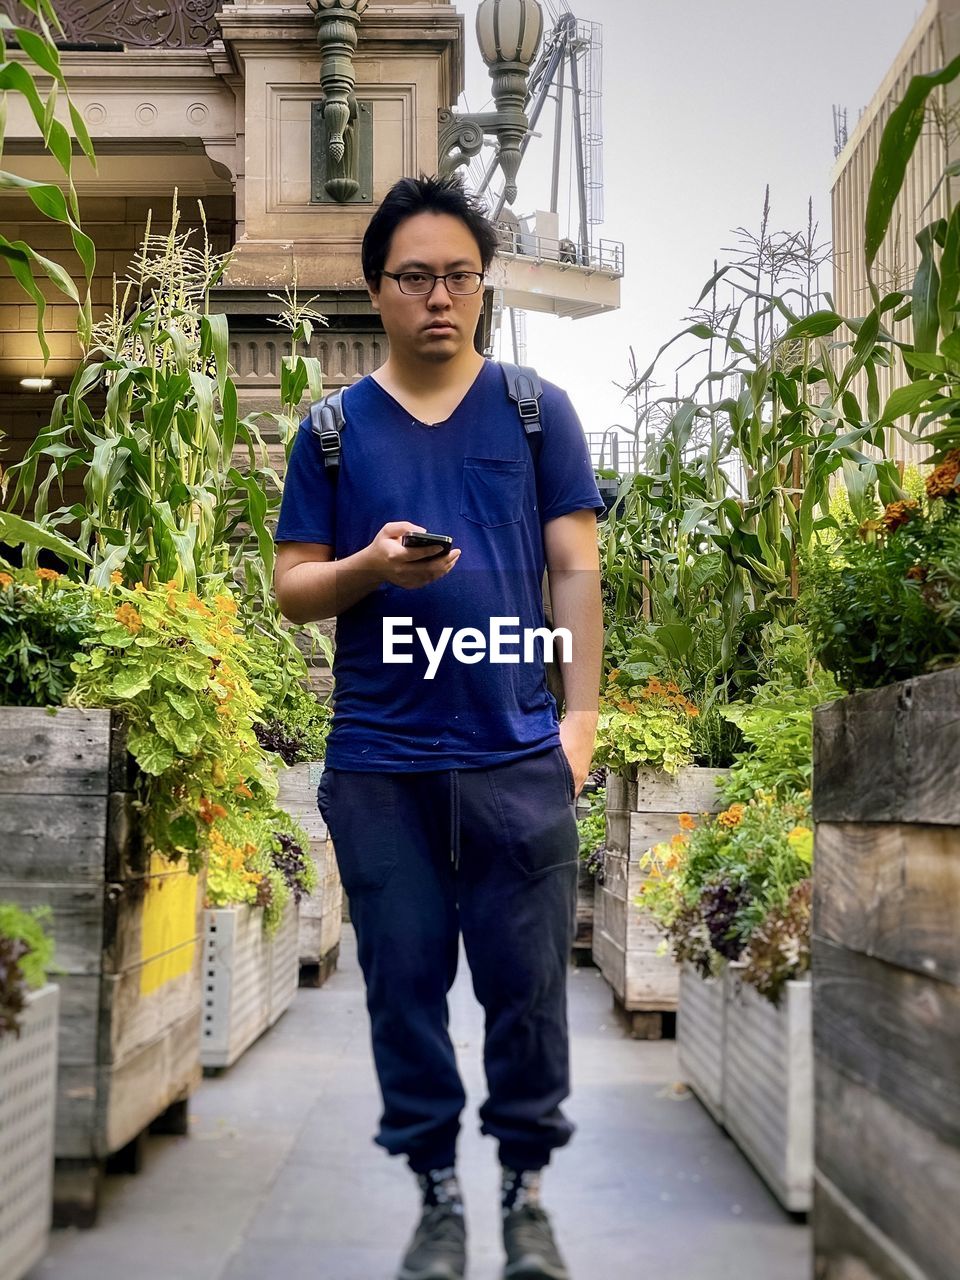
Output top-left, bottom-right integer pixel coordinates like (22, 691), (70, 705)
(0, 985), (59, 1280)
(275, 761), (342, 986)
(722, 964), (812, 1213)
(813, 669), (960, 1279)
(676, 964), (726, 1124)
(201, 896), (299, 1070)
(0, 708), (204, 1226)
(594, 767), (726, 1038)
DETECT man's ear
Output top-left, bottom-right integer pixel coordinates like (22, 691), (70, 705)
(366, 278), (380, 312)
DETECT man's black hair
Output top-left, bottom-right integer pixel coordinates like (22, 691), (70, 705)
(361, 174), (500, 286)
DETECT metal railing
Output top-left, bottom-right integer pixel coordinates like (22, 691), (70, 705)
(494, 223), (624, 277)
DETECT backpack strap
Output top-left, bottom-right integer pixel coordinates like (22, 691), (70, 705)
(499, 361), (543, 467)
(308, 388), (346, 482)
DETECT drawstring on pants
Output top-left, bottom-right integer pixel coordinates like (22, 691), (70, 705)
(449, 769), (461, 870)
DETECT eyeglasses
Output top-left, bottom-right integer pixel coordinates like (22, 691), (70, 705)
(381, 270), (485, 296)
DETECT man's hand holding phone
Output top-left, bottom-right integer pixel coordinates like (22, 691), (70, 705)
(367, 522), (460, 589)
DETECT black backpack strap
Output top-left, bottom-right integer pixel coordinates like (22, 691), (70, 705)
(308, 388), (346, 484)
(500, 361), (543, 467)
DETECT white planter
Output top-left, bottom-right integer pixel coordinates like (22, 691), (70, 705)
(0, 984), (59, 1280)
(676, 964), (726, 1123)
(200, 898), (299, 1069)
(722, 964), (813, 1212)
(266, 897), (299, 1027)
(275, 761), (342, 980)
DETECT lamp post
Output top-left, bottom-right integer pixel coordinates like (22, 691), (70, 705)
(438, 0), (544, 205)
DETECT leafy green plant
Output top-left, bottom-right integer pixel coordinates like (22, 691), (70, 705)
(740, 880), (812, 1006)
(0, 0), (96, 355)
(803, 484), (960, 690)
(576, 785), (606, 879)
(593, 672), (698, 775)
(638, 795), (813, 999)
(204, 813), (316, 934)
(0, 902), (55, 1040)
(0, 567), (94, 705)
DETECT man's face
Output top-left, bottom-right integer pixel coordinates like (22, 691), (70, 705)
(368, 211), (486, 364)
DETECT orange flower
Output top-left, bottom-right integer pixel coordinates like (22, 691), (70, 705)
(114, 602), (143, 634)
(685, 702), (700, 718)
(165, 578), (179, 592)
(0, 572), (13, 588)
(906, 564), (928, 582)
(926, 449), (960, 500)
(678, 813), (696, 831)
(36, 567), (60, 582)
(666, 682), (681, 695)
(881, 499), (918, 533)
(186, 592), (212, 616)
(214, 593), (237, 615)
(110, 570), (123, 586)
(234, 783), (254, 798)
(717, 803), (745, 829)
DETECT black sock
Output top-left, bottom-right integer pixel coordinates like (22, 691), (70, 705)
(501, 1166), (542, 1215)
(416, 1165), (464, 1216)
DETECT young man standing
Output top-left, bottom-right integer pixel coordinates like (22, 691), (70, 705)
(274, 175), (604, 1280)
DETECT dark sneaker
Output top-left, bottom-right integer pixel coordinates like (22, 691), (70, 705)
(397, 1202), (467, 1280)
(502, 1204), (570, 1279)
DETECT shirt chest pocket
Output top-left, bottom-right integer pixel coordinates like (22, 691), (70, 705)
(460, 457), (528, 528)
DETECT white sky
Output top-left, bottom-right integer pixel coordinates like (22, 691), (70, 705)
(454, 0), (923, 435)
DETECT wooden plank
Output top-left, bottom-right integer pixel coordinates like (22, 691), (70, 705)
(53, 1065), (98, 1160)
(0, 707), (113, 796)
(816, 1058), (960, 1280)
(633, 766), (727, 814)
(813, 938), (960, 1145)
(815, 1173), (929, 1280)
(815, 823), (960, 985)
(814, 669), (960, 825)
(103, 1009), (202, 1155)
(54, 975), (100, 1067)
(0, 795), (107, 881)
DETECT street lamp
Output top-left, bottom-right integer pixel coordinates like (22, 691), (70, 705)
(438, 0), (544, 204)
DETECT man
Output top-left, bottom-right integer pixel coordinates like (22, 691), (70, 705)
(274, 174), (604, 1280)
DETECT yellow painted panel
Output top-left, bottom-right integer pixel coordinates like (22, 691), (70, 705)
(140, 854), (200, 997)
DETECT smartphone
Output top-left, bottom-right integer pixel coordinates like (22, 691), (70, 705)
(401, 532), (454, 551)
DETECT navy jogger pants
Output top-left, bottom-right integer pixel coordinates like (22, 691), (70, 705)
(316, 744), (580, 1174)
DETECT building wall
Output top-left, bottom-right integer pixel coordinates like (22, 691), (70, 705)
(831, 0), (960, 463)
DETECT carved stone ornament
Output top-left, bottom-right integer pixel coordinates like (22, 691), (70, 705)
(307, 0), (370, 201)
(0, 0), (222, 49)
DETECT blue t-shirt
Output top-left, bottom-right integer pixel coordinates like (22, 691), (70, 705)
(274, 358), (605, 771)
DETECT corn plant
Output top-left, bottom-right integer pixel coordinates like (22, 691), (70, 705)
(0, 0), (95, 354)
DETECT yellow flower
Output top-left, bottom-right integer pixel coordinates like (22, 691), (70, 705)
(214, 593), (238, 615)
(0, 572), (13, 588)
(678, 813), (696, 831)
(134, 582), (146, 594)
(110, 571), (123, 586)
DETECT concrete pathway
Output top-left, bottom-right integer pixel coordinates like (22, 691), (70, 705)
(31, 929), (811, 1280)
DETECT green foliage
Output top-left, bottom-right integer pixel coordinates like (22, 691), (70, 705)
(0, 0), (96, 354)
(803, 491), (960, 690)
(593, 674), (697, 775)
(0, 902), (54, 990)
(576, 786), (606, 877)
(0, 901), (55, 1040)
(0, 568), (94, 705)
(740, 880), (812, 1006)
(638, 795), (813, 1000)
(66, 575), (278, 871)
(721, 626), (841, 801)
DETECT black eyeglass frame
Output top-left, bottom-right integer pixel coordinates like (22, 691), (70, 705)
(380, 270), (486, 296)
